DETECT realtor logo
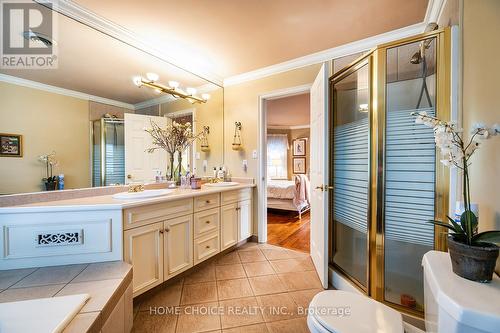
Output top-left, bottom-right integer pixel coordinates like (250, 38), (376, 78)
(1, 0), (58, 69)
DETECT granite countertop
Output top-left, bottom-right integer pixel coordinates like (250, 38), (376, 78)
(0, 183), (255, 213)
(0, 261), (132, 333)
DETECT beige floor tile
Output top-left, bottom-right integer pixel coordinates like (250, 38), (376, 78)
(236, 242), (260, 252)
(184, 263), (216, 285)
(257, 244), (281, 250)
(133, 310), (177, 333)
(140, 279), (183, 311)
(176, 302), (221, 333)
(256, 293), (300, 322)
(0, 268), (37, 289)
(222, 323), (268, 333)
(242, 262), (275, 277)
(180, 282), (218, 305)
(217, 278), (254, 300)
(238, 250), (266, 263)
(278, 271), (322, 291)
(56, 278), (122, 313)
(284, 249), (310, 259)
(248, 275), (287, 296)
(216, 251), (241, 265)
(261, 249), (290, 261)
(269, 258), (314, 274)
(73, 261), (131, 283)
(215, 264), (246, 280)
(0, 284), (65, 303)
(12, 264), (87, 288)
(288, 288), (323, 312)
(219, 297), (263, 329)
(265, 317), (309, 333)
(62, 311), (100, 333)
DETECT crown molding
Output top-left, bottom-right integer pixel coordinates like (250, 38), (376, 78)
(424, 0), (446, 24)
(0, 73), (135, 110)
(35, 0), (224, 87)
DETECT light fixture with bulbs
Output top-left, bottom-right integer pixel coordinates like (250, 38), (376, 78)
(133, 73), (210, 104)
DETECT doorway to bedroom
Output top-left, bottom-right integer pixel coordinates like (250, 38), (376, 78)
(265, 92), (311, 252)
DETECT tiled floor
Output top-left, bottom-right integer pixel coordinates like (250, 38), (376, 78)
(133, 243), (323, 333)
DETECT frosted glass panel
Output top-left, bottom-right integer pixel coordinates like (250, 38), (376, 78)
(384, 38), (436, 310)
(332, 63), (369, 288)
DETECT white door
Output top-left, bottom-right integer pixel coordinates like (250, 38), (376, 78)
(124, 113), (167, 183)
(220, 203), (238, 250)
(164, 215), (193, 278)
(310, 63), (330, 289)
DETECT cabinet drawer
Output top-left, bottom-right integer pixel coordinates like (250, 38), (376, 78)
(194, 193), (220, 212)
(123, 198), (193, 230)
(194, 207), (220, 239)
(194, 231), (220, 265)
(221, 188), (252, 205)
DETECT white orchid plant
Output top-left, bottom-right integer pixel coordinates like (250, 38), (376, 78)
(412, 111), (500, 246)
(38, 151), (58, 183)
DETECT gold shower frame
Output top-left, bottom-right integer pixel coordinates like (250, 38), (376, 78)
(328, 27), (451, 318)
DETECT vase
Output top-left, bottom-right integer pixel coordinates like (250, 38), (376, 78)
(448, 236), (499, 282)
(167, 155), (175, 181)
(44, 181), (57, 191)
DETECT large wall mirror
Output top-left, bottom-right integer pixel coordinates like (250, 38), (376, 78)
(0, 1), (224, 195)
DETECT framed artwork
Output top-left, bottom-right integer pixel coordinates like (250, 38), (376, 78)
(293, 157), (306, 174)
(0, 133), (23, 157)
(293, 138), (306, 156)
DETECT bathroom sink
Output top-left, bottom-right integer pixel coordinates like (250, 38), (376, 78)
(0, 294), (89, 333)
(205, 182), (239, 187)
(112, 189), (174, 200)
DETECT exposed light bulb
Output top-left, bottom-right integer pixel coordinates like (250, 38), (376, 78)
(132, 76), (143, 87)
(168, 81), (179, 89)
(186, 87), (197, 95)
(146, 72), (159, 82)
(201, 93), (211, 101)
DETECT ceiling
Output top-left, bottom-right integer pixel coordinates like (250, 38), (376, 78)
(267, 93), (310, 127)
(75, 0), (429, 79)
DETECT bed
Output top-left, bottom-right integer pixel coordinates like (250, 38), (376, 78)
(267, 176), (310, 219)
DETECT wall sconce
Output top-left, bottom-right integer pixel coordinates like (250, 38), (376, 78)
(200, 126), (210, 152)
(232, 122), (243, 150)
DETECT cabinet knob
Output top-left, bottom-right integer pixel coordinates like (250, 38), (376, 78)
(159, 229), (164, 234)
(205, 245), (210, 249)
(236, 207), (240, 211)
(205, 220), (210, 224)
(205, 200), (211, 204)
(165, 228), (170, 233)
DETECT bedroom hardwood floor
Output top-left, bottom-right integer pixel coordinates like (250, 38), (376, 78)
(267, 209), (310, 253)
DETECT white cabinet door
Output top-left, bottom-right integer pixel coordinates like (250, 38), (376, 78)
(164, 215), (193, 278)
(123, 222), (163, 296)
(124, 113), (167, 184)
(238, 199), (252, 241)
(220, 203), (238, 250)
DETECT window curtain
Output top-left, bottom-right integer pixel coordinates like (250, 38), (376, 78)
(267, 134), (288, 179)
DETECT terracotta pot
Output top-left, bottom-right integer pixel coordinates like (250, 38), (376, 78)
(448, 236), (499, 282)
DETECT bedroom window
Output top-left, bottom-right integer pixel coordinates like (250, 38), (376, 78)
(267, 134), (288, 179)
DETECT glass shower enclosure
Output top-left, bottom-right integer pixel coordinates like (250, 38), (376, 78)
(91, 118), (125, 187)
(330, 28), (451, 316)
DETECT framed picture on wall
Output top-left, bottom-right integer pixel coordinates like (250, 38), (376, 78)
(293, 138), (306, 156)
(0, 133), (23, 157)
(293, 157), (306, 174)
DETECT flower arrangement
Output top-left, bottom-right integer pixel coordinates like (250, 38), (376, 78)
(38, 151), (58, 191)
(145, 120), (202, 181)
(412, 111), (500, 281)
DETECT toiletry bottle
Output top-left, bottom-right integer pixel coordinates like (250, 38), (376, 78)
(213, 167), (217, 178)
(58, 174), (64, 190)
(217, 167), (224, 180)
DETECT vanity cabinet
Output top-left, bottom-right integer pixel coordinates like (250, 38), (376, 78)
(164, 215), (193, 279)
(123, 187), (253, 297)
(123, 222), (164, 296)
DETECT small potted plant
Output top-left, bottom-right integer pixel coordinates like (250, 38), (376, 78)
(38, 151), (58, 191)
(412, 112), (500, 282)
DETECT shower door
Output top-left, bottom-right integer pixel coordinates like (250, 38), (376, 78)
(329, 28), (451, 316)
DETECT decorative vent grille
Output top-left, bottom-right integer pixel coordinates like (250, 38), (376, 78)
(36, 230), (83, 247)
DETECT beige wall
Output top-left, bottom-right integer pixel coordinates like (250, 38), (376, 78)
(462, 0), (500, 236)
(0, 82), (90, 194)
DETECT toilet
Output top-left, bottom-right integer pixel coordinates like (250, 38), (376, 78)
(307, 290), (404, 333)
(308, 251), (500, 333)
